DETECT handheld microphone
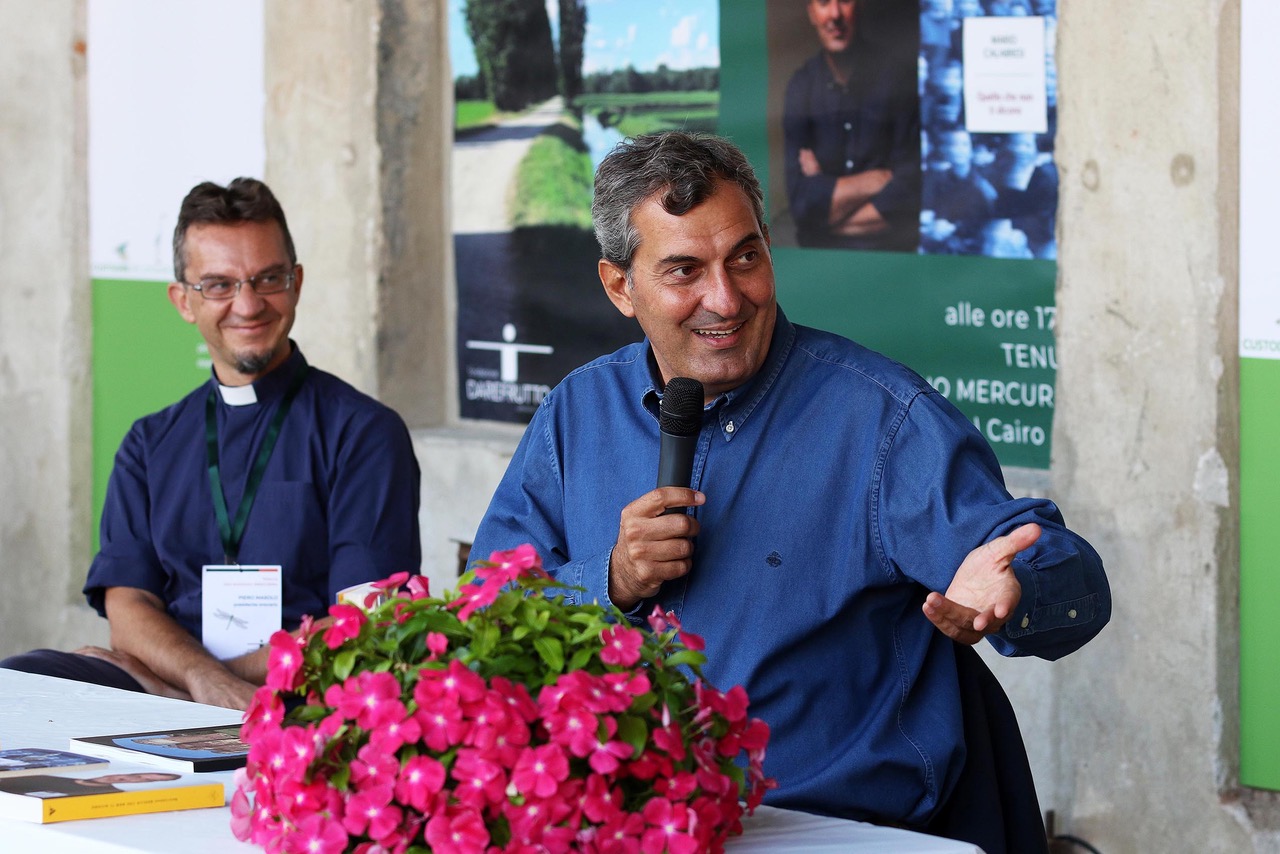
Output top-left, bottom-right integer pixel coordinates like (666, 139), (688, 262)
(656, 377), (704, 515)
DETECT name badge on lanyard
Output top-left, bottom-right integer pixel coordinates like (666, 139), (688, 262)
(200, 366), (308, 657)
(202, 564), (283, 658)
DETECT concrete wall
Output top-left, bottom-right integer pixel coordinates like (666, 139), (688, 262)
(3, 0), (1278, 850)
(0, 0), (106, 653)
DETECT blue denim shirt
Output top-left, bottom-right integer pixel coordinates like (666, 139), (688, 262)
(471, 309), (1109, 825)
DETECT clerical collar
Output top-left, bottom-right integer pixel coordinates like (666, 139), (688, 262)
(217, 383), (258, 406)
(211, 342), (308, 407)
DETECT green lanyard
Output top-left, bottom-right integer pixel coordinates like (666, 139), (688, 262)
(205, 366), (309, 564)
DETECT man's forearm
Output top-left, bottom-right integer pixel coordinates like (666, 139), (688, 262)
(104, 587), (257, 709)
(829, 168), (892, 226)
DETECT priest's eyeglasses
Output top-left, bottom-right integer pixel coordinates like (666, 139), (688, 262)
(183, 268), (296, 301)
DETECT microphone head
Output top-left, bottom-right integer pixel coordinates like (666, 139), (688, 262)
(659, 377), (704, 436)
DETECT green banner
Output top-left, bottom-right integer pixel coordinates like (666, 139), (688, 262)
(92, 278), (208, 551)
(1240, 357), (1280, 789)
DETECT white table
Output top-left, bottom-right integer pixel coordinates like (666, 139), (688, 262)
(0, 670), (979, 853)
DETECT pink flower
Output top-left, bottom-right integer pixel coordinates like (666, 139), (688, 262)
(327, 670), (405, 730)
(266, 630), (305, 692)
(511, 742), (570, 798)
(372, 571), (410, 591)
(242, 686), (285, 740)
(414, 692), (468, 752)
(451, 574), (504, 621)
(602, 671), (651, 706)
(641, 798), (699, 854)
(677, 625), (705, 652)
(503, 795), (574, 847)
(342, 784), (401, 840)
(395, 755), (446, 812)
(597, 810), (646, 854)
(405, 574), (431, 599)
(580, 773), (624, 824)
(322, 604), (366, 649)
(284, 812), (350, 854)
(543, 703), (601, 758)
(367, 711), (422, 756)
(482, 543), (542, 579)
(229, 770), (253, 842)
(588, 731), (634, 775)
(350, 743), (400, 792)
(425, 806), (489, 854)
(652, 722), (688, 762)
(600, 625), (644, 667)
(646, 605), (670, 634)
(450, 747), (507, 808)
(425, 631), (448, 659)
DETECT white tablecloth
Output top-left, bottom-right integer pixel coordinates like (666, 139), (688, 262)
(0, 669), (979, 853)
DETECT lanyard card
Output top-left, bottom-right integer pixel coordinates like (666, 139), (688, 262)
(201, 565), (282, 659)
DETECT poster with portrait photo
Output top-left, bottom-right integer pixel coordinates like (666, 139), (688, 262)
(723, 1), (1061, 469)
(765, 0), (921, 253)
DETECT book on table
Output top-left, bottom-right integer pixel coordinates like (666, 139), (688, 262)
(68, 723), (249, 773)
(0, 765), (224, 823)
(0, 748), (108, 778)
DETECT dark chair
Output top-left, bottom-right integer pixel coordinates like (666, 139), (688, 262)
(925, 643), (1049, 854)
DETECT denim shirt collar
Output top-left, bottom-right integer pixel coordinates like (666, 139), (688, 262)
(636, 308), (797, 442)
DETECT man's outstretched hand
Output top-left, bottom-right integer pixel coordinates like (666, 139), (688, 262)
(922, 523), (1041, 645)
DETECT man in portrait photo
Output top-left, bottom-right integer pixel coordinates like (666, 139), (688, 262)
(775, 0), (921, 252)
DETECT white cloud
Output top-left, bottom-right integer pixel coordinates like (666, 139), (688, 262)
(670, 14), (696, 48)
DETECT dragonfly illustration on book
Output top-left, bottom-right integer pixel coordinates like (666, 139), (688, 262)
(214, 608), (248, 630)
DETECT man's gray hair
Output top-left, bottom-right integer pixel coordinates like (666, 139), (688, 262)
(591, 132), (767, 272)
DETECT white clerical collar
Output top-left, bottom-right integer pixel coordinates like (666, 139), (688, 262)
(217, 383), (258, 406)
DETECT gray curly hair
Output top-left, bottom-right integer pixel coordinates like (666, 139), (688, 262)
(591, 132), (767, 273)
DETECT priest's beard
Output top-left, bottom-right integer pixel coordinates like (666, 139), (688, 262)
(234, 349), (277, 377)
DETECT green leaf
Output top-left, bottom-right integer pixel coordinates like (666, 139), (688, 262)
(532, 635), (565, 673)
(662, 650), (707, 669)
(333, 648), (357, 681)
(470, 622), (500, 658)
(566, 647), (594, 672)
(617, 714), (649, 754)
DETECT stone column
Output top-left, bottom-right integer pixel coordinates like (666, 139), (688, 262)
(0, 0), (102, 654)
(264, 0), (451, 427)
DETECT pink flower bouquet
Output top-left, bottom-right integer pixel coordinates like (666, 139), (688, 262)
(233, 545), (774, 853)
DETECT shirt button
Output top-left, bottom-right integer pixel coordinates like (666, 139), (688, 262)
(1068, 609), (1078, 619)
(845, 160), (854, 170)
(1020, 615), (1030, 628)
(725, 421), (736, 434)
(844, 122), (852, 131)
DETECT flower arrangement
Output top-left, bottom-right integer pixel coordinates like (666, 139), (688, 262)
(232, 545), (774, 853)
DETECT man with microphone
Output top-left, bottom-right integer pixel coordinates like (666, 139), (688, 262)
(469, 132), (1109, 853)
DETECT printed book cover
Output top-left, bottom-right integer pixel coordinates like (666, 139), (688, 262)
(69, 723), (248, 773)
(0, 767), (224, 823)
(0, 748), (108, 778)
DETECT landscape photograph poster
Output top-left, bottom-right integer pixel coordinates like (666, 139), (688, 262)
(451, 0), (720, 422)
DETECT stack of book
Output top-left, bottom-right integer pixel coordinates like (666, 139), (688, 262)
(0, 724), (248, 824)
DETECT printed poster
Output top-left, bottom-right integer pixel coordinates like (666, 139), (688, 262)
(450, 0), (720, 422)
(451, 0), (1060, 468)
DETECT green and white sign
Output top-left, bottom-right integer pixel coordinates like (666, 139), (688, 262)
(1239, 0), (1280, 791)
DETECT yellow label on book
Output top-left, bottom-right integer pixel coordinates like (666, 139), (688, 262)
(38, 782), (224, 823)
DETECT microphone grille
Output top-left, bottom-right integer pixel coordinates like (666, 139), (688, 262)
(659, 377), (704, 436)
